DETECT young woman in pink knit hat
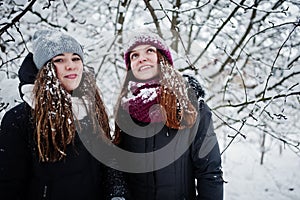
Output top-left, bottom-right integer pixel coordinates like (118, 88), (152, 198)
(113, 30), (224, 200)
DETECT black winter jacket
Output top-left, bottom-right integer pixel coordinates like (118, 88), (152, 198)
(118, 77), (223, 200)
(0, 53), (127, 200)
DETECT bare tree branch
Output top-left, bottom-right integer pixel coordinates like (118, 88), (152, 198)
(213, 91), (300, 110)
(192, 0), (247, 67)
(209, 0), (258, 79)
(143, 0), (163, 37)
(261, 21), (300, 98)
(256, 71), (300, 97)
(0, 0), (37, 36)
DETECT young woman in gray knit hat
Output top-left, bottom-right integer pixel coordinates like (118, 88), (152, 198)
(0, 30), (128, 200)
(113, 30), (224, 200)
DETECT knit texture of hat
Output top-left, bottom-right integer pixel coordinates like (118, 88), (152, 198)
(32, 30), (84, 70)
(123, 31), (173, 69)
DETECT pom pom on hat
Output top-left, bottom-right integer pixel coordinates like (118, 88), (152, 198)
(123, 31), (173, 69)
(32, 30), (84, 70)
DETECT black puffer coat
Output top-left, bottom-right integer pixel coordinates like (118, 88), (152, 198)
(118, 75), (223, 200)
(0, 53), (127, 200)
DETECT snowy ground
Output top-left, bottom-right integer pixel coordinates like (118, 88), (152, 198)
(222, 137), (300, 200)
(0, 77), (299, 200)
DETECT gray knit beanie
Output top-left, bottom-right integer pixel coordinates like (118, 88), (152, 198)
(32, 30), (84, 70)
(123, 31), (173, 70)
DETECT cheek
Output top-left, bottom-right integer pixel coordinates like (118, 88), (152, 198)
(153, 66), (159, 76)
(78, 70), (84, 81)
(130, 65), (140, 77)
(54, 66), (63, 80)
(153, 56), (158, 63)
(131, 68), (139, 78)
(80, 63), (84, 71)
(77, 65), (84, 80)
(79, 65), (84, 76)
(130, 60), (138, 70)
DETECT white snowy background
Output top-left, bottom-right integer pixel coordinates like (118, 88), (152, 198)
(1, 0), (300, 199)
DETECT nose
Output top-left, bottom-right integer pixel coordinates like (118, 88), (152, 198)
(65, 59), (75, 70)
(138, 53), (148, 63)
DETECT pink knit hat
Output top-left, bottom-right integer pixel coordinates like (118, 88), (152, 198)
(123, 31), (173, 69)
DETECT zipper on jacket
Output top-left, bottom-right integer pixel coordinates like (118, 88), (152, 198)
(166, 127), (170, 137)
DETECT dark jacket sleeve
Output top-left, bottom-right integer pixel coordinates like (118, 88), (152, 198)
(0, 104), (31, 199)
(191, 101), (224, 200)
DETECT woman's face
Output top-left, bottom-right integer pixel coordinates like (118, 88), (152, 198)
(52, 53), (83, 93)
(129, 45), (159, 81)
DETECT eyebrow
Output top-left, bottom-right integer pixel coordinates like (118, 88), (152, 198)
(53, 53), (79, 57)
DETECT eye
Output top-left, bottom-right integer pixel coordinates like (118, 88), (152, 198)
(147, 47), (156, 53)
(52, 58), (63, 63)
(130, 53), (139, 60)
(72, 56), (81, 62)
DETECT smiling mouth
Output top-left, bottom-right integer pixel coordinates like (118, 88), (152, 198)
(139, 66), (152, 71)
(65, 74), (77, 79)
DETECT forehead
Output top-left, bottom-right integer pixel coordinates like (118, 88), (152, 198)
(131, 45), (156, 52)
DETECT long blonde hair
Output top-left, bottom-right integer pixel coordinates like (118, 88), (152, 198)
(33, 62), (111, 162)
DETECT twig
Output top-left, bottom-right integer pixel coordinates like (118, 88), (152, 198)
(261, 21), (299, 98)
(213, 91), (300, 110)
(0, 0), (37, 36)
